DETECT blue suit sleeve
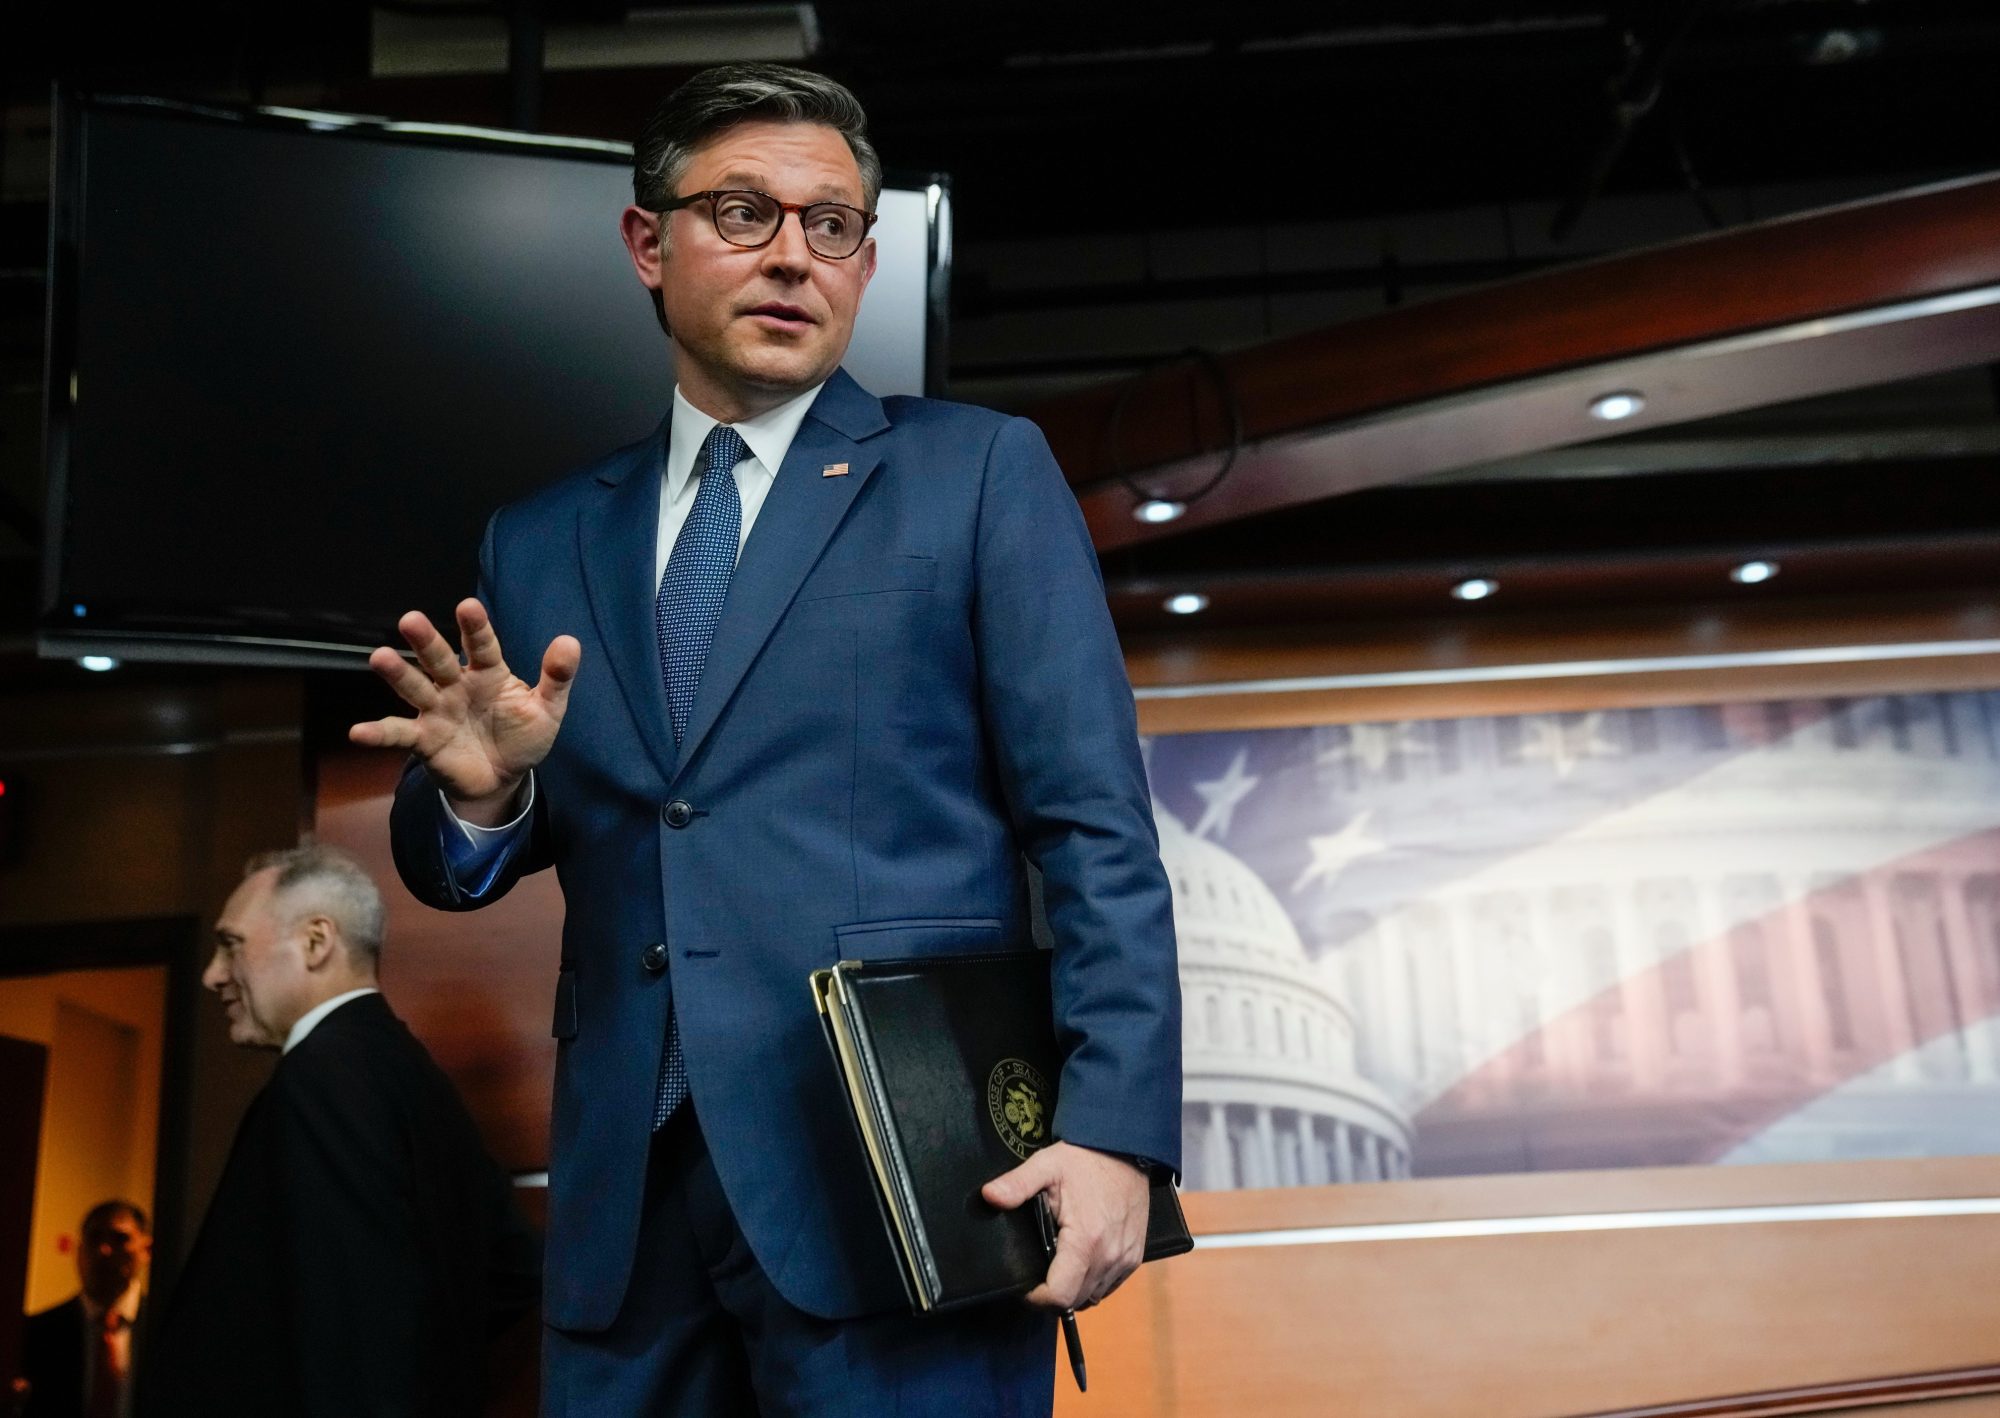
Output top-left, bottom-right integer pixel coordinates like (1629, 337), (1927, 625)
(971, 416), (1183, 1176)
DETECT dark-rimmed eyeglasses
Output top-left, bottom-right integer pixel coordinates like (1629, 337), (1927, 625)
(650, 188), (877, 260)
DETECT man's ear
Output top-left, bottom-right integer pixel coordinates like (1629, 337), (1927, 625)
(619, 206), (666, 294)
(621, 207), (672, 336)
(301, 915), (339, 971)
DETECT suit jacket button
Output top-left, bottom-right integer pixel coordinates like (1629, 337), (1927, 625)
(641, 942), (669, 974)
(662, 799), (693, 829)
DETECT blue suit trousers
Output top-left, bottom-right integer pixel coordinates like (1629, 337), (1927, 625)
(542, 1106), (1057, 1417)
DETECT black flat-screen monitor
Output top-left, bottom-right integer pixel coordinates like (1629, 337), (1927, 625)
(41, 93), (951, 667)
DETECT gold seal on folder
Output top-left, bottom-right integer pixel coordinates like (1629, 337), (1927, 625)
(986, 1058), (1049, 1160)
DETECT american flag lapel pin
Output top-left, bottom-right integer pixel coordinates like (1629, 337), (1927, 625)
(822, 462), (850, 478)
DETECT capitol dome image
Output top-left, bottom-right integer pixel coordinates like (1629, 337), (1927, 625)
(1161, 806), (1413, 1191)
(1150, 693), (2000, 1182)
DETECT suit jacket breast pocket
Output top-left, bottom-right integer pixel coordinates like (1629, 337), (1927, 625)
(832, 916), (1006, 962)
(796, 553), (937, 602)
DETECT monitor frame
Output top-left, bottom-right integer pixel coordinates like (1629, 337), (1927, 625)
(39, 89), (953, 670)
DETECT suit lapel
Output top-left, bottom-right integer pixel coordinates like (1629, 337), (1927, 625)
(670, 371), (888, 785)
(578, 423), (680, 786)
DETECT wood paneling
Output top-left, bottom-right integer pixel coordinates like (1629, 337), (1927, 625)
(1052, 1202), (2000, 1418)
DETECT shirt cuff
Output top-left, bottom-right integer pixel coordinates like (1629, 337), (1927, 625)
(437, 774), (535, 898)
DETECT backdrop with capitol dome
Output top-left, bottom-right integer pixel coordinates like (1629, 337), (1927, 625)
(1149, 691), (2000, 1193)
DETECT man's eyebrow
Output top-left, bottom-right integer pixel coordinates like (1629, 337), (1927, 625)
(711, 173), (860, 203)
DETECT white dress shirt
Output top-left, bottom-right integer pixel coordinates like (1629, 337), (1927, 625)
(444, 381), (826, 855)
(652, 380), (822, 588)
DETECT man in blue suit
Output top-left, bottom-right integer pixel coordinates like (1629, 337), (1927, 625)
(352, 63), (1179, 1416)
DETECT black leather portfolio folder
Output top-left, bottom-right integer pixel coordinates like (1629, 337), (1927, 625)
(810, 950), (1194, 1313)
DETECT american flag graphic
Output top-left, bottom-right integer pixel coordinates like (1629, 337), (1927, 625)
(1144, 691), (2000, 1190)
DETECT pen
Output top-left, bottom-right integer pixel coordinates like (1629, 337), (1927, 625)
(1059, 1308), (1087, 1393)
(1034, 1195), (1087, 1392)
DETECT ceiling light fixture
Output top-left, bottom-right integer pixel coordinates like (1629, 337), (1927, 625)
(1164, 592), (1210, 615)
(78, 655), (120, 672)
(1730, 560), (1779, 585)
(1134, 498), (1187, 525)
(1451, 577), (1498, 602)
(1588, 391), (1646, 422)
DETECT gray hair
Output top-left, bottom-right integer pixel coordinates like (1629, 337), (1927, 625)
(245, 844), (386, 965)
(633, 63), (883, 214)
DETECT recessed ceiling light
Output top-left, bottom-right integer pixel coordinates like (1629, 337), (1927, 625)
(78, 655), (120, 672)
(1163, 592), (1210, 615)
(1451, 577), (1498, 602)
(1133, 498), (1187, 524)
(1588, 391), (1646, 422)
(1730, 559), (1779, 585)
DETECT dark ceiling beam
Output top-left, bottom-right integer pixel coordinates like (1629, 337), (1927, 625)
(1022, 173), (2000, 551)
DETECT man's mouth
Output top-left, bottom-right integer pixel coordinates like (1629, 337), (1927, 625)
(743, 302), (815, 330)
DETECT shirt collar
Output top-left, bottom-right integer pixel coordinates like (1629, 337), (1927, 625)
(283, 987), (379, 1055)
(80, 1284), (142, 1326)
(664, 381), (824, 504)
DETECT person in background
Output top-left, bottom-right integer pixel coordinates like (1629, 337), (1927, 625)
(16, 1201), (150, 1418)
(136, 845), (539, 1418)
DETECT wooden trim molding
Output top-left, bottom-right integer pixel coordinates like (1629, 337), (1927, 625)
(1125, 591), (2000, 733)
(1559, 1364), (2000, 1417)
(1176, 1156), (2000, 1239)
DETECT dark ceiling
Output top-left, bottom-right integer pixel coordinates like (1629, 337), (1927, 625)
(13, 1), (2000, 234)
(4, 0), (2000, 686)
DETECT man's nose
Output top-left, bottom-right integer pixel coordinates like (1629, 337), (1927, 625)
(760, 214), (814, 274)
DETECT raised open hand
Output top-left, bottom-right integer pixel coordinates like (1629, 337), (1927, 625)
(347, 599), (581, 823)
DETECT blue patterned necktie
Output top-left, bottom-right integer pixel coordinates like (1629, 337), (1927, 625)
(651, 423), (746, 1129)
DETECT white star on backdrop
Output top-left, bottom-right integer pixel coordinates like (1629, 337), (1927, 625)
(1190, 748), (1260, 839)
(1317, 721), (1432, 774)
(1290, 810), (1388, 894)
(1518, 713), (1619, 779)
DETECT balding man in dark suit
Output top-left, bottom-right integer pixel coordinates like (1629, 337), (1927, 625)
(137, 846), (538, 1418)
